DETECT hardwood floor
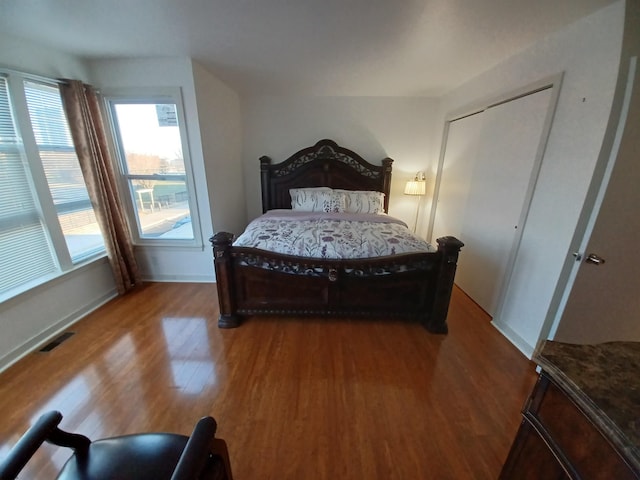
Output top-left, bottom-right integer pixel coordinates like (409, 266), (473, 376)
(0, 282), (537, 479)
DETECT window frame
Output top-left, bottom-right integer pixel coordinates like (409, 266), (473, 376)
(103, 88), (203, 248)
(0, 68), (107, 302)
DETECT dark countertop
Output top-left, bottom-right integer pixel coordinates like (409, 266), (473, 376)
(535, 340), (640, 471)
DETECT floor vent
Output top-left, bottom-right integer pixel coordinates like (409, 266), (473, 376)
(39, 332), (75, 352)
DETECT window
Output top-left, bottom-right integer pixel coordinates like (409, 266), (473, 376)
(106, 92), (200, 244)
(0, 71), (105, 299)
(24, 81), (105, 260)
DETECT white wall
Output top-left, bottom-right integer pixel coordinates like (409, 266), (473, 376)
(0, 33), (118, 371)
(241, 96), (441, 231)
(432, 1), (624, 356)
(88, 57), (243, 282)
(192, 60), (246, 236)
(0, 33), (91, 82)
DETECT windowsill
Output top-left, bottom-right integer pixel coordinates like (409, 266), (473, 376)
(0, 253), (110, 307)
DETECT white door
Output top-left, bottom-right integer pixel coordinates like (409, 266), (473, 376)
(430, 112), (484, 242)
(549, 56), (640, 345)
(432, 87), (554, 316)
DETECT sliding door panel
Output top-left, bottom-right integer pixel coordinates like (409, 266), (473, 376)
(434, 88), (553, 316)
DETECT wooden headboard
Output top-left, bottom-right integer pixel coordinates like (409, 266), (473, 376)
(259, 139), (393, 213)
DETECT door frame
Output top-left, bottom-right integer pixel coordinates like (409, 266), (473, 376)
(537, 56), (637, 350)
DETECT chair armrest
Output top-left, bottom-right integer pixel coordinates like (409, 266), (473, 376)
(47, 426), (91, 453)
(0, 411), (63, 479)
(208, 438), (233, 480)
(170, 416), (218, 480)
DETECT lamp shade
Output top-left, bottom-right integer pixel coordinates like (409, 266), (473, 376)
(404, 180), (426, 196)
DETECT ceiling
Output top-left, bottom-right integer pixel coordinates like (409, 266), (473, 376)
(0, 0), (618, 96)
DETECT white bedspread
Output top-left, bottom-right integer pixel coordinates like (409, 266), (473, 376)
(233, 210), (435, 259)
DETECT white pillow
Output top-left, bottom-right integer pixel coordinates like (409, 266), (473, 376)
(290, 187), (346, 213)
(335, 189), (385, 214)
(289, 187), (330, 210)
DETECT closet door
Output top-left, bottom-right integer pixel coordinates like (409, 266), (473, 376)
(431, 112), (484, 241)
(432, 88), (553, 316)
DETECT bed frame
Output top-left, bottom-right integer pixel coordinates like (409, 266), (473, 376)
(211, 139), (463, 333)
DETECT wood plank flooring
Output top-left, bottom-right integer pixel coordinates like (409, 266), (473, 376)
(0, 282), (537, 479)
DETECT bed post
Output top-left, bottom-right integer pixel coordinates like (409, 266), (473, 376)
(381, 157), (393, 213)
(260, 156), (272, 214)
(426, 236), (464, 334)
(210, 232), (241, 328)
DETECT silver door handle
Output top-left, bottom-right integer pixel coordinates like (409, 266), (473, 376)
(585, 253), (605, 265)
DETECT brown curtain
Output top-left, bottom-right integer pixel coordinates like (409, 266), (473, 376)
(60, 80), (141, 295)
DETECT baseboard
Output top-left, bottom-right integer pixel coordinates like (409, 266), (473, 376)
(0, 289), (118, 373)
(491, 320), (535, 359)
(141, 273), (215, 283)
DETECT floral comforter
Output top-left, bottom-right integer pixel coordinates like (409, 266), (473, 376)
(233, 210), (435, 259)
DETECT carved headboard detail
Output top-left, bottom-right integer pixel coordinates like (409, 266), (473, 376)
(259, 139), (393, 213)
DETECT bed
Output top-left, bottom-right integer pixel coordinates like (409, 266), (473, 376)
(210, 139), (463, 333)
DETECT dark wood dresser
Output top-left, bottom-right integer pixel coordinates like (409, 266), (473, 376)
(500, 341), (640, 479)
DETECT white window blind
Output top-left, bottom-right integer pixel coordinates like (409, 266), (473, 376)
(23, 80), (104, 263)
(0, 76), (57, 295)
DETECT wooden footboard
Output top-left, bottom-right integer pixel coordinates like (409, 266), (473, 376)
(211, 233), (463, 333)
